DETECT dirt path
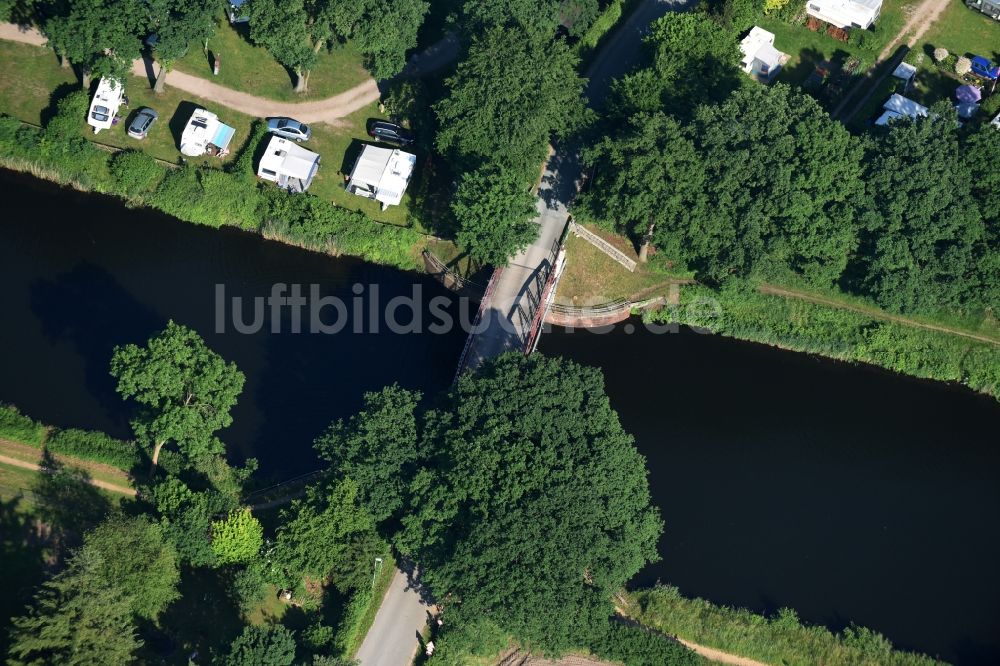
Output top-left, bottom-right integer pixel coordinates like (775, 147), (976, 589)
(676, 639), (771, 666)
(832, 0), (951, 120)
(0, 22), (380, 124)
(0, 451), (136, 496)
(760, 284), (1000, 346)
(876, 0), (951, 62)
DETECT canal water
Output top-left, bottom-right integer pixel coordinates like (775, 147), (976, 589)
(540, 324), (1000, 665)
(2, 170), (998, 663)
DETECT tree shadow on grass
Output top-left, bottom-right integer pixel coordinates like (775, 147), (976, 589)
(31, 449), (113, 556)
(0, 495), (48, 655)
(39, 82), (82, 128)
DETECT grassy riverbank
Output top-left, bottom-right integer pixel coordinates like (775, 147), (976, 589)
(652, 280), (1000, 401)
(623, 585), (943, 666)
(0, 90), (428, 271)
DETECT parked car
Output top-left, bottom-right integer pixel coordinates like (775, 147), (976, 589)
(266, 117), (311, 142)
(367, 121), (415, 147)
(127, 107), (158, 139)
(971, 56), (1000, 81)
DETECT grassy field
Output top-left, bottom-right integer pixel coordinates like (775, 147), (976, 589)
(555, 225), (690, 305)
(902, 0), (1000, 108)
(759, 0), (918, 95)
(173, 18), (371, 102)
(0, 39), (424, 224)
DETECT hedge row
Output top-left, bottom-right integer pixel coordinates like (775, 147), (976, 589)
(0, 405), (46, 446)
(654, 280), (1000, 400)
(626, 585), (943, 666)
(0, 90), (422, 270)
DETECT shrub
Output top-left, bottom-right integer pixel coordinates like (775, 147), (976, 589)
(227, 560), (271, 613)
(578, 0), (624, 53)
(588, 621), (700, 665)
(46, 428), (140, 470)
(211, 509), (264, 565)
(109, 150), (166, 196)
(0, 405), (46, 445)
(980, 93), (1000, 118)
(152, 166), (261, 229)
(229, 120), (268, 179)
(764, 0), (791, 11)
(956, 56), (972, 75)
(932, 47), (949, 62)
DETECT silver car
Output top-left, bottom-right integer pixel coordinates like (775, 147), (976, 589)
(127, 108), (158, 139)
(266, 117), (311, 142)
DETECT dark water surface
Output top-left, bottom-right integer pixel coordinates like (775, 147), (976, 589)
(0, 170), (469, 478)
(3, 170), (999, 663)
(541, 324), (1000, 665)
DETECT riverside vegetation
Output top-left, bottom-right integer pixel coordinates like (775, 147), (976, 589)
(0, 92), (424, 270)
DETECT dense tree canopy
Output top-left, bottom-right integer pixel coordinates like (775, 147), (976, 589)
(221, 625), (297, 666)
(83, 515), (180, 620)
(315, 385), (422, 523)
(7, 548), (142, 665)
(273, 478), (386, 592)
(147, 0), (219, 91)
(612, 12), (741, 118)
(451, 165), (540, 265)
(461, 0), (599, 37)
(111, 320), (245, 471)
(854, 108), (995, 314)
(398, 353), (662, 652)
(43, 0), (147, 83)
(211, 509), (264, 565)
(434, 25), (586, 171)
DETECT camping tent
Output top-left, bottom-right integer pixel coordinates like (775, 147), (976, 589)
(955, 84), (983, 103)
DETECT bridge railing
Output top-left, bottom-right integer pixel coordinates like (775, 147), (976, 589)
(453, 266), (505, 382)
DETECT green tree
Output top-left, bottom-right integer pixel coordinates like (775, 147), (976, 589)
(398, 353), (662, 653)
(691, 84), (862, 283)
(152, 477), (227, 566)
(961, 125), (1000, 313)
(461, 0), (599, 37)
(248, 0), (317, 92)
(43, 0), (147, 86)
(222, 625), (297, 666)
(434, 25), (586, 170)
(579, 112), (705, 263)
(315, 385), (422, 523)
(351, 0), (429, 80)
(273, 479), (386, 592)
(856, 105), (986, 312)
(211, 509), (264, 565)
(7, 548), (141, 665)
(451, 165), (540, 266)
(84, 515), (180, 620)
(612, 12), (740, 118)
(147, 0), (219, 92)
(110, 320), (245, 472)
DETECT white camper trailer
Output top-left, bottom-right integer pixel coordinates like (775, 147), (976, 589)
(179, 108), (236, 158)
(805, 0), (882, 29)
(346, 145), (416, 209)
(87, 78), (125, 134)
(257, 135), (321, 193)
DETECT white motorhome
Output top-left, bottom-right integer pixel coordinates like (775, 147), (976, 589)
(806, 0), (882, 29)
(257, 135), (321, 193)
(179, 108), (236, 157)
(87, 78), (125, 134)
(346, 145), (416, 209)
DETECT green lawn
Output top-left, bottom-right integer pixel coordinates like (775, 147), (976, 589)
(759, 0), (917, 92)
(903, 0), (1000, 108)
(307, 104), (418, 228)
(0, 40), (76, 124)
(173, 18), (371, 101)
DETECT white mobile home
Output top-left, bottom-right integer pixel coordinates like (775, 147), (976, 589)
(179, 109), (236, 157)
(739, 27), (787, 82)
(257, 135), (321, 193)
(806, 0), (882, 28)
(346, 145), (416, 209)
(87, 78), (125, 134)
(875, 94), (928, 126)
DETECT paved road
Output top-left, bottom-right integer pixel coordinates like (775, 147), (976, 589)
(357, 3), (694, 664)
(355, 568), (433, 666)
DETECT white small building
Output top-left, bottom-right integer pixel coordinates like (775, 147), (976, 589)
(179, 108), (236, 158)
(346, 145), (416, 209)
(257, 135), (321, 193)
(87, 78), (125, 134)
(891, 62), (917, 83)
(806, 0), (882, 29)
(992, 112), (1000, 129)
(739, 27), (786, 82)
(875, 93), (929, 126)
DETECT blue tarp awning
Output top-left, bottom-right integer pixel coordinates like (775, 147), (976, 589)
(212, 123), (235, 151)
